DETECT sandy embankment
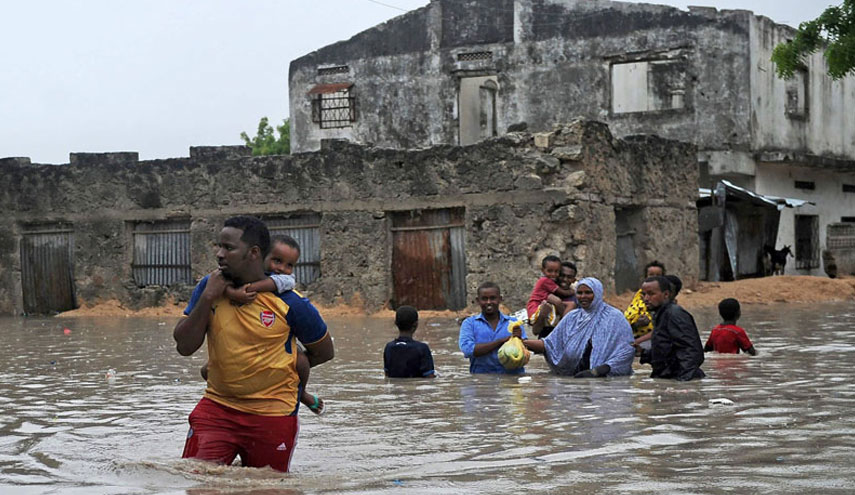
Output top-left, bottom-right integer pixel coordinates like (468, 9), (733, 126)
(59, 275), (855, 318)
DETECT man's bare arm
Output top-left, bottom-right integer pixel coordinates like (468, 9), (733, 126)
(472, 337), (510, 357)
(174, 270), (227, 356)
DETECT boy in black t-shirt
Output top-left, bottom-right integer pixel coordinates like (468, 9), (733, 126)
(383, 306), (436, 378)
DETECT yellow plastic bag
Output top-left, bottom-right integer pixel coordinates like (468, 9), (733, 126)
(498, 321), (531, 370)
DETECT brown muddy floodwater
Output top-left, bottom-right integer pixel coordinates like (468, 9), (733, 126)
(2, 303), (855, 494)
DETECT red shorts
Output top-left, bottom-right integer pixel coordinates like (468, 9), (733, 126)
(182, 398), (299, 472)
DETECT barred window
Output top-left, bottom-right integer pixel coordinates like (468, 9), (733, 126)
(317, 65), (349, 76)
(132, 220), (192, 286)
(309, 83), (356, 129)
(457, 51), (492, 62)
(265, 214), (322, 285)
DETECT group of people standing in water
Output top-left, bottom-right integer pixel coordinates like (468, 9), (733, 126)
(460, 257), (756, 381)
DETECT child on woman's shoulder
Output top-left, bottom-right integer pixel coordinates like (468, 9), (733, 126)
(384, 305), (436, 378)
(705, 298), (757, 355)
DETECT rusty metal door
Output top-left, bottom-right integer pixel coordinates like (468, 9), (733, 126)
(20, 225), (76, 314)
(391, 208), (466, 310)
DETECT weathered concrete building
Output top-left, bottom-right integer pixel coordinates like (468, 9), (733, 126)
(0, 120), (697, 315)
(288, 0), (855, 277)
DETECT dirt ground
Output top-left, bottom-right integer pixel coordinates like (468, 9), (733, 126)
(58, 275), (855, 319)
(605, 275), (855, 311)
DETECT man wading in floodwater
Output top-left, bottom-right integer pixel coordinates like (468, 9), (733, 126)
(174, 216), (334, 472)
(638, 275), (704, 381)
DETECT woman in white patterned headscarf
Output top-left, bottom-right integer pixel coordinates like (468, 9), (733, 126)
(523, 277), (635, 377)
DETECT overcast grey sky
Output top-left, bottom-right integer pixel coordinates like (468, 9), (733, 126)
(0, 0), (827, 164)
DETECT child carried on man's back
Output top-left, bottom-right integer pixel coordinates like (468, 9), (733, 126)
(201, 235), (326, 415)
(705, 298), (757, 355)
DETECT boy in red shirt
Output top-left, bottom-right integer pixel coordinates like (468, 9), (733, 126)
(526, 255), (574, 338)
(705, 298), (757, 355)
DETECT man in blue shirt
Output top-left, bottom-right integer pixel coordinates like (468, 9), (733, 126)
(459, 281), (526, 374)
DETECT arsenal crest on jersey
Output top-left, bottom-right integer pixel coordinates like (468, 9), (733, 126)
(260, 310), (275, 328)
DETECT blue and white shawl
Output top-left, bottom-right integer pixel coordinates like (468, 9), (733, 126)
(543, 277), (635, 376)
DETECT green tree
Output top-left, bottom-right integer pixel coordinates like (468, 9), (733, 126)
(240, 117), (290, 156)
(772, 0), (855, 80)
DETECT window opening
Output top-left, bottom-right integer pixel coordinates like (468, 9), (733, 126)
(457, 51), (493, 62)
(785, 67), (809, 119)
(317, 65), (349, 76)
(311, 86), (357, 129)
(132, 219), (192, 286)
(611, 59), (687, 114)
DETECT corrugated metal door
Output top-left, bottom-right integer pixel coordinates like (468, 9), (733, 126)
(266, 214), (321, 285)
(391, 208), (466, 310)
(21, 225), (76, 314)
(614, 208), (640, 294)
(132, 220), (192, 286)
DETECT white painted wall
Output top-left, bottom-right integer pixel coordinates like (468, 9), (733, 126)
(754, 162), (855, 275)
(749, 16), (855, 158)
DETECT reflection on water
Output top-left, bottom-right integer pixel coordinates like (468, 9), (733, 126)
(2, 303), (855, 494)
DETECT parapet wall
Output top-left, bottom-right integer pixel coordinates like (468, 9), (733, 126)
(0, 119), (698, 315)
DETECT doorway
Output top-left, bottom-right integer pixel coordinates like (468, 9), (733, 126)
(458, 76), (498, 146)
(614, 208), (645, 294)
(20, 224), (76, 314)
(391, 208), (467, 310)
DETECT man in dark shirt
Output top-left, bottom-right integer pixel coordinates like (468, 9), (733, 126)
(384, 306), (436, 378)
(639, 276), (705, 381)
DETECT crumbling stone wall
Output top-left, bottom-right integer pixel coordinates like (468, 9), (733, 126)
(0, 120), (697, 315)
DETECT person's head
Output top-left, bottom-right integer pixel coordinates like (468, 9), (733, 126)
(395, 305), (419, 333)
(559, 261), (577, 289)
(476, 281), (502, 318)
(541, 255), (561, 281)
(217, 216), (270, 281)
(644, 260), (666, 278)
(641, 276), (673, 311)
(665, 275), (682, 299)
(575, 277), (603, 311)
(267, 235), (300, 276)
(718, 298), (741, 322)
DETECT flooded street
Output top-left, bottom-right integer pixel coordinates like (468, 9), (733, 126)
(2, 302), (855, 494)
